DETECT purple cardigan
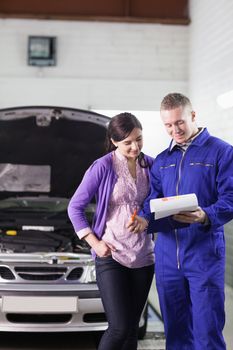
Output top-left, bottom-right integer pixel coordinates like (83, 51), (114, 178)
(67, 151), (154, 240)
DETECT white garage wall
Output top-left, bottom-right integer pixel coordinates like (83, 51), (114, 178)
(188, 6), (233, 334)
(0, 18), (189, 112)
(189, 0), (233, 145)
(96, 110), (170, 157)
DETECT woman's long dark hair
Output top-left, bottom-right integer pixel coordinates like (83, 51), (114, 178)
(105, 112), (149, 168)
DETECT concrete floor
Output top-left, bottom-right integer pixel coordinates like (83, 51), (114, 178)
(224, 285), (233, 350)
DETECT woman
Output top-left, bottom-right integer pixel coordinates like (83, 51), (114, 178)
(68, 112), (154, 350)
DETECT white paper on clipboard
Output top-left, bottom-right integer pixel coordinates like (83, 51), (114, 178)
(150, 193), (198, 220)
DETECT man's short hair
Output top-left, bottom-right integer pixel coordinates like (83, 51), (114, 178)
(161, 93), (193, 111)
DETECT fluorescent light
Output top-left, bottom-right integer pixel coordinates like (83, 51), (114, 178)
(217, 90), (233, 109)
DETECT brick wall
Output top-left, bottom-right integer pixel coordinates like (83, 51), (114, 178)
(0, 19), (188, 111)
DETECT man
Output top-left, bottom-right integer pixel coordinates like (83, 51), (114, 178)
(128, 93), (233, 349)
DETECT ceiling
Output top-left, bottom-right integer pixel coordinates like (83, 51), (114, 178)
(0, 0), (189, 25)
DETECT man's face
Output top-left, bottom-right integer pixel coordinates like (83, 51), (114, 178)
(161, 106), (198, 144)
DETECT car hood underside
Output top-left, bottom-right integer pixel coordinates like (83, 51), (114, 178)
(0, 106), (108, 199)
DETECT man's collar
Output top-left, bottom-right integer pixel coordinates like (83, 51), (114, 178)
(170, 127), (204, 151)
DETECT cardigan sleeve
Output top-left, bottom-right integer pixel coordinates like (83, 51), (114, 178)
(67, 160), (106, 237)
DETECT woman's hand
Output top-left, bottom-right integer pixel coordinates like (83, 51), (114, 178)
(84, 232), (116, 257)
(126, 215), (148, 234)
(93, 240), (116, 258)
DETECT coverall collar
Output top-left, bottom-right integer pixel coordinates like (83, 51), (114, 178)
(169, 127), (208, 153)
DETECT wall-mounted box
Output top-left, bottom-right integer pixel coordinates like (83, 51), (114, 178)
(28, 36), (56, 67)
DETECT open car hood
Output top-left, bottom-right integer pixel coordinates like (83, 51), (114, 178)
(0, 106), (110, 199)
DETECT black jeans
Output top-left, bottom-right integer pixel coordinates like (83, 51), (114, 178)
(95, 256), (154, 350)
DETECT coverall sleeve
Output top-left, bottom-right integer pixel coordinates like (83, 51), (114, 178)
(202, 144), (233, 228)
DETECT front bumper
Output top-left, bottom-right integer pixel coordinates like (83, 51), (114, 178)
(0, 283), (107, 332)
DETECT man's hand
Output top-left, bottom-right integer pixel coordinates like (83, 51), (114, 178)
(173, 206), (208, 224)
(126, 215), (148, 234)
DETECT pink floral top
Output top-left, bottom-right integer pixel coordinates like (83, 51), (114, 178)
(102, 149), (154, 268)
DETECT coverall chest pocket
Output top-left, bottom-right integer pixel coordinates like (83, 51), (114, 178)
(188, 157), (216, 184)
(159, 163), (177, 193)
(189, 158), (215, 171)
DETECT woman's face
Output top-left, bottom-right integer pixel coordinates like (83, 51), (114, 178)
(111, 127), (143, 160)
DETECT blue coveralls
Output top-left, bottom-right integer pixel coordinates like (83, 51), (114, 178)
(142, 128), (233, 350)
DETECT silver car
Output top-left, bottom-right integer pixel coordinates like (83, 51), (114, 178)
(0, 106), (148, 338)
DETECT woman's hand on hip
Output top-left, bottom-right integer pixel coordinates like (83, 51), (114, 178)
(93, 240), (116, 257)
(84, 232), (116, 257)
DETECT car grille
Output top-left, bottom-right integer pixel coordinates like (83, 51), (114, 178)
(66, 267), (83, 280)
(0, 265), (84, 282)
(7, 313), (72, 323)
(15, 266), (67, 281)
(0, 266), (15, 280)
(83, 313), (107, 323)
